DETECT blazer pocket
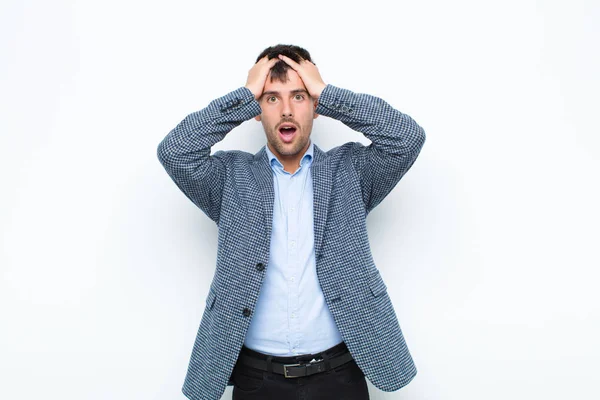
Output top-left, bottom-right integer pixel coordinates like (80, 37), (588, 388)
(206, 288), (217, 310)
(368, 271), (388, 297)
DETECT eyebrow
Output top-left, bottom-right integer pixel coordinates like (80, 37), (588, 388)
(261, 89), (309, 97)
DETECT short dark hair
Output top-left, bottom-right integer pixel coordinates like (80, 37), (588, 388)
(255, 44), (314, 83)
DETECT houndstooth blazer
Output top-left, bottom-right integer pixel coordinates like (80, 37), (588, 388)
(157, 84), (426, 400)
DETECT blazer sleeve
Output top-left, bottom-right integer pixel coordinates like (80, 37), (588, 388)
(315, 85), (426, 213)
(157, 87), (261, 224)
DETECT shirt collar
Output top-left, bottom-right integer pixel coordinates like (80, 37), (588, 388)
(265, 140), (314, 173)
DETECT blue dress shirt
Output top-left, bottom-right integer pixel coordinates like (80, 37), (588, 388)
(244, 140), (343, 356)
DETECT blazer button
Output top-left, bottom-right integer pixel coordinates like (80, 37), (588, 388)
(242, 308), (252, 317)
(255, 262), (265, 271)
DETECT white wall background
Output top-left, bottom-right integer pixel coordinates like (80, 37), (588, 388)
(1, 0), (598, 399)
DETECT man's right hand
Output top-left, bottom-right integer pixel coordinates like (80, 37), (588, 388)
(245, 56), (279, 100)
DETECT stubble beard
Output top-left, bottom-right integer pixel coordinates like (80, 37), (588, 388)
(267, 127), (310, 158)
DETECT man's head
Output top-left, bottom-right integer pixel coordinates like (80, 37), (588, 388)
(254, 44), (318, 168)
(255, 45), (314, 83)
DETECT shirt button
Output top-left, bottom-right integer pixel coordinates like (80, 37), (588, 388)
(242, 308), (252, 317)
(289, 241), (296, 249)
(290, 207), (295, 213)
(255, 263), (265, 271)
(291, 313), (296, 318)
(290, 277), (295, 282)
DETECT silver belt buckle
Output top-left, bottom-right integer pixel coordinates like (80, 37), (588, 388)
(283, 363), (302, 378)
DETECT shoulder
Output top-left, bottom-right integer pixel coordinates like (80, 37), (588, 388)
(211, 149), (257, 164)
(322, 142), (368, 162)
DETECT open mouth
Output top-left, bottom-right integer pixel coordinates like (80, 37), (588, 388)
(278, 124), (298, 143)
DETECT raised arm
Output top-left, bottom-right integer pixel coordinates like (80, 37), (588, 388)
(277, 54), (426, 213)
(157, 57), (278, 223)
(317, 85), (426, 212)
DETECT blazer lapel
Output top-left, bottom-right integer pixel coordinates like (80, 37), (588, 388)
(311, 145), (331, 260)
(251, 145), (330, 259)
(251, 147), (275, 240)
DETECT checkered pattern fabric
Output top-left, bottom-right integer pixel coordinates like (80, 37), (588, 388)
(157, 84), (426, 400)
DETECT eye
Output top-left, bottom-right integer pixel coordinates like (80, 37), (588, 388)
(294, 94), (304, 100)
(267, 96), (277, 103)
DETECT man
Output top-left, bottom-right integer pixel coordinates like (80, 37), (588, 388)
(157, 44), (426, 400)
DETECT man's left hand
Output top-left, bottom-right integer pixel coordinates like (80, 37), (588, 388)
(277, 54), (326, 101)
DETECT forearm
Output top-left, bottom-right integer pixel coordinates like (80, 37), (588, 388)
(157, 87), (261, 171)
(315, 84), (426, 157)
(156, 86), (260, 223)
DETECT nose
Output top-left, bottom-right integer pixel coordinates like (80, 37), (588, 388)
(281, 99), (292, 118)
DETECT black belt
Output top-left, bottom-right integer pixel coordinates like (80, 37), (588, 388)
(237, 347), (354, 378)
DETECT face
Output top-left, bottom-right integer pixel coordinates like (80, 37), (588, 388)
(255, 68), (318, 164)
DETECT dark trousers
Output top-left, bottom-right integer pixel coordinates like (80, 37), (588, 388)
(231, 342), (370, 400)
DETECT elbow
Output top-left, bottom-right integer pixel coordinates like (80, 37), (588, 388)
(156, 138), (172, 168)
(408, 122), (426, 156)
(417, 125), (426, 149)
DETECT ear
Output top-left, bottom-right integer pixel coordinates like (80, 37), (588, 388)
(313, 101), (319, 119)
(255, 115), (261, 121)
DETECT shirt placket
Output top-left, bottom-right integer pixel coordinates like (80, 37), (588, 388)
(286, 169), (302, 354)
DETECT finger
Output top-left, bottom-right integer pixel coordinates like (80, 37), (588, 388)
(259, 58), (279, 82)
(277, 54), (301, 70)
(258, 57), (278, 69)
(262, 58), (278, 74)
